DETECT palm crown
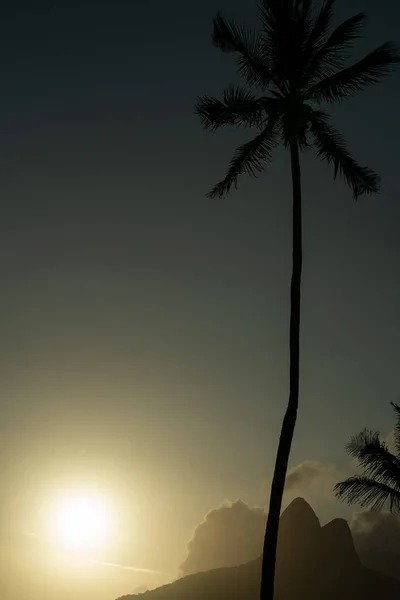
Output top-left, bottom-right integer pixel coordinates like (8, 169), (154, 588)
(195, 0), (399, 199)
(334, 403), (400, 513)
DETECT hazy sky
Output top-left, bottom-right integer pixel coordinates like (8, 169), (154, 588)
(0, 0), (399, 598)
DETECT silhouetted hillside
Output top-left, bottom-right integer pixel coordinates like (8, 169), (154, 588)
(117, 498), (400, 600)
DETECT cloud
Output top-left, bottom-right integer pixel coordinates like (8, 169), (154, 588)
(89, 560), (167, 575)
(16, 532), (165, 574)
(0, 531), (165, 578)
(351, 511), (400, 580)
(282, 460), (345, 518)
(179, 460), (342, 578)
(178, 441), (400, 583)
(179, 499), (266, 577)
(132, 584), (148, 594)
(284, 460), (340, 500)
(179, 492), (400, 584)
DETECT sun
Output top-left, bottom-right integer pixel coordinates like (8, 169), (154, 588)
(53, 494), (111, 551)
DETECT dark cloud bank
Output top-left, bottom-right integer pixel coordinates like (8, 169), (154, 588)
(180, 486), (400, 581)
(180, 459), (341, 576)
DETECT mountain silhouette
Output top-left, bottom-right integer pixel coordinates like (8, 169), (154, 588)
(117, 497), (400, 600)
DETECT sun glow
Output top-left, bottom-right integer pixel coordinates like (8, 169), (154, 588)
(52, 494), (111, 551)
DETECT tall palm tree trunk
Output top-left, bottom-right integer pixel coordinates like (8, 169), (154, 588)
(260, 141), (303, 600)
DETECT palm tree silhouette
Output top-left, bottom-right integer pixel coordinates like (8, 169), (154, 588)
(334, 403), (400, 512)
(195, 1), (399, 599)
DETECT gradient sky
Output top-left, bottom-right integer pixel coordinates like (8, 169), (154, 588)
(0, 0), (399, 598)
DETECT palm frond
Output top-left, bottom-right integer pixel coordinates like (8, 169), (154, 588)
(292, 0), (317, 73)
(295, 0), (312, 23)
(258, 0), (298, 88)
(390, 402), (400, 456)
(307, 42), (400, 103)
(212, 13), (271, 88)
(346, 429), (385, 460)
(258, 0), (295, 39)
(304, 0), (335, 55)
(306, 12), (366, 81)
(322, 12), (365, 60)
(334, 476), (400, 512)
(309, 111), (380, 198)
(207, 119), (280, 198)
(195, 86), (264, 131)
(346, 429), (400, 490)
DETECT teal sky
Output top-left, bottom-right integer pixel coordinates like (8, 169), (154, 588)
(0, 0), (399, 595)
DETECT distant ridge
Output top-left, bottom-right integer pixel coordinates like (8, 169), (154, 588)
(117, 497), (400, 600)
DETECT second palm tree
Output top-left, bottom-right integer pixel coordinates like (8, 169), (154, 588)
(335, 402), (400, 512)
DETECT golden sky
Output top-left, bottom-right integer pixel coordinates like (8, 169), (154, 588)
(1, 0), (400, 598)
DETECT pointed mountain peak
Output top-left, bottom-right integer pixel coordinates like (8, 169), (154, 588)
(276, 498), (321, 567)
(322, 517), (351, 536)
(280, 497), (320, 531)
(321, 518), (360, 566)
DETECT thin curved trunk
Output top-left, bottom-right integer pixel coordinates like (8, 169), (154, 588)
(259, 141), (303, 600)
